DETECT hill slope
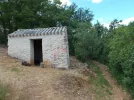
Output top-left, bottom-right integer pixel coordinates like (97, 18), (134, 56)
(0, 46), (130, 100)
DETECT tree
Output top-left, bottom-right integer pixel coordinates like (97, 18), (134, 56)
(74, 22), (104, 61)
(108, 21), (134, 98)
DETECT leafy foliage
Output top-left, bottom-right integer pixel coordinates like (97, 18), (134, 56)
(72, 19), (134, 98)
(74, 21), (108, 63)
(108, 22), (134, 97)
(1, 0), (134, 98)
(0, 0), (93, 55)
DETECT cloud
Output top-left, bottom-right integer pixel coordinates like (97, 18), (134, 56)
(120, 17), (134, 25)
(98, 17), (134, 28)
(50, 0), (71, 6)
(60, 0), (71, 6)
(103, 22), (110, 28)
(91, 0), (103, 3)
(103, 17), (134, 28)
(94, 17), (110, 28)
(98, 18), (104, 22)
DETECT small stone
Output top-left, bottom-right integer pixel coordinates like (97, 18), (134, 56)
(40, 62), (44, 68)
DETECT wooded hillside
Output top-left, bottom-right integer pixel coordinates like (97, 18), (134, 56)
(0, 0), (134, 99)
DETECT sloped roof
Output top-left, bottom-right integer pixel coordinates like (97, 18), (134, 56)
(8, 26), (67, 38)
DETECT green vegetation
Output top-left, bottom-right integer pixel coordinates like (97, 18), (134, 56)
(89, 63), (111, 88)
(108, 22), (134, 98)
(0, 32), (6, 44)
(89, 62), (112, 100)
(0, 0), (134, 98)
(11, 67), (20, 73)
(0, 83), (9, 100)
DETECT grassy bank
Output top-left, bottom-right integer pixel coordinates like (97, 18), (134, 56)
(0, 83), (9, 100)
(88, 62), (112, 100)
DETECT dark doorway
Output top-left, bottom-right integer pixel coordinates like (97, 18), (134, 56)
(33, 39), (43, 65)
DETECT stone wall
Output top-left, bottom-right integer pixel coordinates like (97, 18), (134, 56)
(8, 32), (69, 68)
(42, 33), (69, 68)
(8, 37), (31, 62)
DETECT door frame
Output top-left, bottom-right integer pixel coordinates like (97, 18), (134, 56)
(30, 39), (43, 65)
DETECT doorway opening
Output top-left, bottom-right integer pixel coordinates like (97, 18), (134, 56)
(33, 39), (43, 65)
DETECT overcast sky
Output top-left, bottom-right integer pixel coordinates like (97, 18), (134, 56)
(59, 0), (134, 27)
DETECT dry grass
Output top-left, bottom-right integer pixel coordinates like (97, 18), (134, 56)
(0, 46), (130, 100)
(0, 47), (93, 100)
(54, 74), (92, 100)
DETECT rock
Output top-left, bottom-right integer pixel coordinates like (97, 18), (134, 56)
(21, 61), (31, 66)
(40, 62), (44, 68)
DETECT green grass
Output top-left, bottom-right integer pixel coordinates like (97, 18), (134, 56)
(88, 62), (112, 100)
(89, 62), (111, 87)
(106, 88), (113, 95)
(0, 83), (9, 100)
(11, 67), (20, 73)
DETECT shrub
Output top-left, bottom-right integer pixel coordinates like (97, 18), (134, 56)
(108, 22), (134, 98)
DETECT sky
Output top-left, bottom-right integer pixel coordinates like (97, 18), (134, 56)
(59, 0), (134, 27)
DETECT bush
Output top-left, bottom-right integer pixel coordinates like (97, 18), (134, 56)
(108, 22), (134, 98)
(0, 32), (7, 44)
(74, 22), (102, 61)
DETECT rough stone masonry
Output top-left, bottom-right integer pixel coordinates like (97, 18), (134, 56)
(8, 27), (70, 69)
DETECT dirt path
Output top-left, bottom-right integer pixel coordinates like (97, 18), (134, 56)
(92, 61), (130, 100)
(0, 46), (130, 100)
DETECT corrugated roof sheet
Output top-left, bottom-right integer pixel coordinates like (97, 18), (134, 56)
(8, 26), (67, 38)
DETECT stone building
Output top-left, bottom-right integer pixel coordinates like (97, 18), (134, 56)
(8, 27), (70, 68)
